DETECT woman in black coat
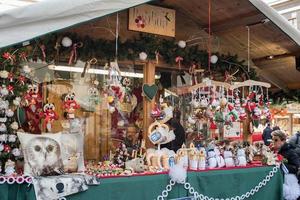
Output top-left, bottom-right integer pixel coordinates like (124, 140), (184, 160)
(273, 130), (300, 175)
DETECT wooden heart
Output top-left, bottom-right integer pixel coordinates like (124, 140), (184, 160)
(142, 84), (158, 101)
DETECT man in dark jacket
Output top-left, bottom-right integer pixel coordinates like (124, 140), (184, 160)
(273, 130), (300, 175)
(262, 123), (272, 146)
(161, 110), (185, 152)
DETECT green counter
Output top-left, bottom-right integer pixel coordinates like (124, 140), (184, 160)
(0, 166), (283, 200)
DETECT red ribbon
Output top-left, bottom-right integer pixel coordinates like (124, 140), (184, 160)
(8, 73), (13, 82)
(68, 43), (82, 65)
(2, 52), (15, 63)
(19, 52), (28, 62)
(7, 85), (14, 94)
(18, 76), (26, 85)
(39, 45), (46, 62)
(175, 56), (183, 69)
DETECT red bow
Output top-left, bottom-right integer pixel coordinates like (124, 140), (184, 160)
(18, 76), (26, 85)
(7, 85), (14, 94)
(39, 45), (46, 62)
(8, 73), (13, 82)
(19, 52), (28, 62)
(68, 43), (82, 65)
(175, 56), (183, 69)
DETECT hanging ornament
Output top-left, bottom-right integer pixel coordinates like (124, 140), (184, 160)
(63, 92), (80, 119)
(18, 76), (26, 85)
(39, 44), (46, 62)
(139, 52), (148, 61)
(68, 42), (83, 65)
(13, 97), (21, 106)
(2, 52), (15, 64)
(0, 143), (3, 152)
(210, 55), (218, 64)
(12, 148), (21, 157)
(8, 73), (13, 82)
(178, 40), (186, 48)
(175, 56), (183, 69)
(8, 134), (17, 143)
(87, 87), (100, 111)
(10, 122), (18, 130)
(93, 80), (99, 86)
(7, 85), (14, 95)
(61, 36), (73, 47)
(0, 71), (9, 79)
(5, 109), (14, 118)
(4, 145), (11, 153)
(24, 84), (42, 112)
(0, 123), (7, 133)
(22, 65), (31, 74)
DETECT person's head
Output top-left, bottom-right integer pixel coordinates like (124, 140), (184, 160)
(273, 126), (280, 131)
(267, 123), (270, 127)
(272, 130), (287, 150)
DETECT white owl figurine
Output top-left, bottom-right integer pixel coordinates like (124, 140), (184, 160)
(237, 148), (247, 166)
(224, 150), (235, 167)
(214, 148), (225, 168)
(207, 150), (217, 169)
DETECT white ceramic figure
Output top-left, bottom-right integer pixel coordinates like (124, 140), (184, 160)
(224, 150), (235, 167)
(214, 147), (225, 168)
(207, 150), (217, 169)
(188, 143), (198, 170)
(236, 148), (247, 166)
(198, 147), (206, 170)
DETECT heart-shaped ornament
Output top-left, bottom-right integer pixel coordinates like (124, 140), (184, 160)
(142, 84), (158, 101)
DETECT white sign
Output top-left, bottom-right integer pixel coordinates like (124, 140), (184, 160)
(224, 122), (242, 139)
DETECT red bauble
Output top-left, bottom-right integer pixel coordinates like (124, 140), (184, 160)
(4, 145), (11, 153)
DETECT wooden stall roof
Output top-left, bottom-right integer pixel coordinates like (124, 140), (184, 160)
(1, 0), (300, 91)
(67, 0), (300, 91)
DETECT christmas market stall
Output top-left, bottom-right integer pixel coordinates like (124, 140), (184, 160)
(0, 0), (300, 199)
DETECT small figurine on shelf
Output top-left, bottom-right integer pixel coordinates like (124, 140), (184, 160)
(5, 159), (15, 176)
(188, 143), (198, 170)
(63, 92), (80, 119)
(176, 144), (188, 169)
(207, 149), (217, 169)
(215, 147), (225, 168)
(41, 103), (59, 132)
(236, 148), (247, 166)
(224, 147), (235, 167)
(113, 143), (129, 168)
(198, 147), (206, 170)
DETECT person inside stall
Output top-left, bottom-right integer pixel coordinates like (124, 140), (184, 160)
(161, 110), (186, 152)
(272, 130), (300, 178)
(262, 123), (272, 146)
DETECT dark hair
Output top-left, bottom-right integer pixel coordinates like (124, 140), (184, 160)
(273, 126), (280, 131)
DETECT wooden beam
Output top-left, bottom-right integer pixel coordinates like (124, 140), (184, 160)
(252, 53), (295, 63)
(143, 61), (156, 148)
(209, 12), (266, 34)
(287, 82), (300, 89)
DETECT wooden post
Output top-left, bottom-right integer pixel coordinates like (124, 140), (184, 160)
(289, 113), (293, 136)
(143, 61), (156, 148)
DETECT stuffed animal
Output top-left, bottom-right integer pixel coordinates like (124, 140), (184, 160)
(215, 147), (225, 168)
(198, 147), (206, 170)
(24, 84), (42, 112)
(125, 157), (145, 173)
(63, 92), (80, 119)
(41, 103), (58, 132)
(236, 148), (247, 166)
(224, 149), (235, 167)
(64, 153), (79, 173)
